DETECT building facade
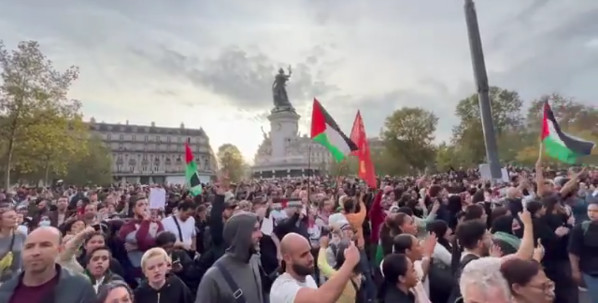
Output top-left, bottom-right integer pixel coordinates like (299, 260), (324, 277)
(253, 133), (332, 178)
(89, 119), (216, 184)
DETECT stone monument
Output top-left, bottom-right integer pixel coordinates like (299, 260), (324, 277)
(252, 67), (330, 178)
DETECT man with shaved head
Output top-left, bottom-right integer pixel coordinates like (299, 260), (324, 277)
(0, 226), (95, 303)
(270, 232), (360, 303)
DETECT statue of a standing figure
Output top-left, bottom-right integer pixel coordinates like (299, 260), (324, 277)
(272, 66), (293, 111)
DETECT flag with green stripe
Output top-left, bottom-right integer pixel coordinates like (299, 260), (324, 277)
(310, 98), (358, 162)
(185, 140), (203, 196)
(541, 102), (595, 164)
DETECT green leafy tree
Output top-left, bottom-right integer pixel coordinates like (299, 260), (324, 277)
(329, 157), (357, 177)
(371, 147), (407, 176)
(0, 40), (80, 187)
(520, 93), (598, 165)
(526, 93), (598, 133)
(217, 143), (246, 182)
(452, 87), (524, 165)
(63, 135), (113, 186)
(435, 143), (462, 172)
(382, 107), (438, 174)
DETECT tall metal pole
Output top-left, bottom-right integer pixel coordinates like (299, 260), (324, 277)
(464, 0), (502, 181)
(307, 143), (312, 202)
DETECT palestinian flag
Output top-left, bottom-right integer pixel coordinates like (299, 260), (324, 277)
(185, 140), (203, 196)
(542, 102), (595, 164)
(310, 98), (358, 162)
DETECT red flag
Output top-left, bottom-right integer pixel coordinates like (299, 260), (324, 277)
(350, 111), (377, 188)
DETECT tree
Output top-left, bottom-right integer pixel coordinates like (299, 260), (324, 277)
(382, 107), (438, 173)
(452, 86), (524, 165)
(0, 40), (81, 187)
(63, 135), (113, 186)
(329, 157), (357, 177)
(435, 143), (463, 172)
(518, 93), (598, 165)
(217, 143), (246, 182)
(13, 111), (88, 184)
(526, 93), (598, 133)
(370, 147), (407, 176)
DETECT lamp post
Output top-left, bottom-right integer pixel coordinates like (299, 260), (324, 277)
(464, 0), (502, 181)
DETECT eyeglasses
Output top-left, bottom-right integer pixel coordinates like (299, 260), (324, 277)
(529, 280), (555, 292)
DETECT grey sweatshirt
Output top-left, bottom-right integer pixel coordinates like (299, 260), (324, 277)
(195, 212), (264, 303)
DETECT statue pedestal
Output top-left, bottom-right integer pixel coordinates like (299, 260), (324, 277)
(268, 110), (300, 160)
(252, 109), (325, 179)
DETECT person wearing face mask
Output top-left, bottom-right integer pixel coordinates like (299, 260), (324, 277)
(38, 215), (52, 228)
(195, 212), (265, 303)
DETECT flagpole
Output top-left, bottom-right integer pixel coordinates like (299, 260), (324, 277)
(307, 143), (312, 204)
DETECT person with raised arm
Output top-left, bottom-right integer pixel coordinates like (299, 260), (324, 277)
(270, 232), (360, 303)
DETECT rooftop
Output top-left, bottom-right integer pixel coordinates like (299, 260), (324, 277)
(88, 118), (207, 137)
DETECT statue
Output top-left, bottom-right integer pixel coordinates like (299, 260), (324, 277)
(272, 66), (294, 111)
(260, 126), (269, 141)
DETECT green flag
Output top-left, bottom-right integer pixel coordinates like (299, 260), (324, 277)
(185, 141), (203, 196)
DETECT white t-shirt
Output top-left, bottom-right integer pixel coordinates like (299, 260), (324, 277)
(414, 260), (431, 302)
(269, 272), (317, 303)
(161, 215), (196, 248)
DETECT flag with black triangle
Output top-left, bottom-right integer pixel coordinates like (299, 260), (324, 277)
(185, 140), (203, 196)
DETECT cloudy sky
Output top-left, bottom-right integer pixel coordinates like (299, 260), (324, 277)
(1, 0), (597, 162)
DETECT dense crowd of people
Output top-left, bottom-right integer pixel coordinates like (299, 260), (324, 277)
(0, 149), (596, 303)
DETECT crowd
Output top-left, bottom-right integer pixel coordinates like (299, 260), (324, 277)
(0, 149), (596, 303)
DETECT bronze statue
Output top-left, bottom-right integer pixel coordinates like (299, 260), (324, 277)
(272, 66), (293, 110)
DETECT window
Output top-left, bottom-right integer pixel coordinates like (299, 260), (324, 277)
(132, 135), (136, 141)
(107, 134), (111, 140)
(119, 134), (124, 140)
(167, 136), (171, 143)
(156, 136), (160, 142)
(145, 135), (148, 142)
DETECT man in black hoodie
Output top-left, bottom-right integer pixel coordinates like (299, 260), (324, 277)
(195, 211), (264, 303)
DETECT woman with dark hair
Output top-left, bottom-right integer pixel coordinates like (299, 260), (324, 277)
(378, 212), (417, 263)
(96, 280), (134, 303)
(426, 220), (452, 255)
(379, 254), (419, 302)
(500, 258), (555, 303)
(425, 220), (454, 303)
(491, 215), (522, 256)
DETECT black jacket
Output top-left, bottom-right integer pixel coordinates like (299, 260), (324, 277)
(134, 274), (194, 303)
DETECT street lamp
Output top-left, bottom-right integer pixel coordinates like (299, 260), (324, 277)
(464, 0), (502, 181)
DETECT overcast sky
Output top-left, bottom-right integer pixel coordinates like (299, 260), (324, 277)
(1, 0), (597, 161)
